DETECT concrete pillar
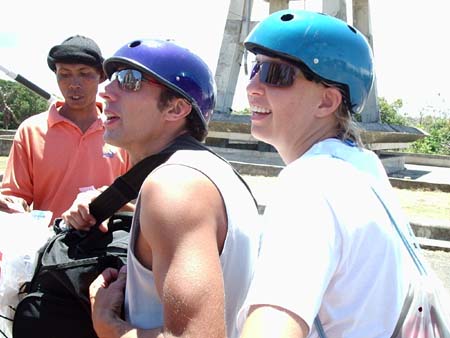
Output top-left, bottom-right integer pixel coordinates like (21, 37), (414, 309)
(353, 0), (380, 122)
(322, 0), (347, 21)
(267, 0), (289, 13)
(214, 0), (253, 114)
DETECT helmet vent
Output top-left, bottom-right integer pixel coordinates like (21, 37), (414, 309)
(347, 25), (357, 34)
(280, 14), (294, 22)
(129, 40), (142, 48)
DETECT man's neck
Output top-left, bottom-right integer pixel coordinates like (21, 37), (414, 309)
(129, 130), (190, 166)
(59, 103), (100, 133)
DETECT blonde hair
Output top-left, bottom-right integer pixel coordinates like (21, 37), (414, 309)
(334, 103), (363, 147)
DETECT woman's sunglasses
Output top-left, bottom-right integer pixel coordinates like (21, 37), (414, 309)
(249, 61), (298, 87)
(110, 69), (161, 92)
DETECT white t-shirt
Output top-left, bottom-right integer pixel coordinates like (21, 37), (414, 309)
(238, 139), (414, 338)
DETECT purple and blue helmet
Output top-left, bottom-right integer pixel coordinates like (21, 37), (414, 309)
(103, 39), (216, 130)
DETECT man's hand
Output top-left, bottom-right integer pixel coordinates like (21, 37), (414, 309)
(90, 266), (130, 338)
(0, 194), (29, 213)
(61, 188), (108, 232)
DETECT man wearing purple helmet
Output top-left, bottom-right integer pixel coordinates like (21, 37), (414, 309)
(64, 38), (261, 338)
(237, 9), (414, 338)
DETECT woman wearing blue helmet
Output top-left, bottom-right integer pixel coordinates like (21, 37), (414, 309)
(238, 10), (414, 338)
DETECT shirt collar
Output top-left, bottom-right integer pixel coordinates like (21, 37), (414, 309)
(48, 101), (104, 130)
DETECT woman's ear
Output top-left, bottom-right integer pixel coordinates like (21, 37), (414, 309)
(165, 98), (192, 122)
(316, 87), (342, 118)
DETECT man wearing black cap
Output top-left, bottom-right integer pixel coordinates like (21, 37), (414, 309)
(0, 35), (130, 223)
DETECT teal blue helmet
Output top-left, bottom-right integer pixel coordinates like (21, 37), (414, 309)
(244, 9), (374, 114)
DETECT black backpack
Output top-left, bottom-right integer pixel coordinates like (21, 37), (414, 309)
(11, 149), (174, 338)
(10, 135), (257, 338)
(11, 212), (133, 338)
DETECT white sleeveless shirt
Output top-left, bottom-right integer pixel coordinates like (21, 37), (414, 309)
(125, 147), (261, 338)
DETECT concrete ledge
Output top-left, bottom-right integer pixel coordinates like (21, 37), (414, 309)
(381, 151), (450, 168)
(0, 130), (16, 137)
(380, 154), (405, 175)
(230, 160), (283, 177)
(389, 178), (450, 193)
(208, 115), (426, 147)
(411, 222), (450, 241)
(210, 146), (283, 166)
(417, 237), (450, 252)
(0, 138), (12, 157)
(227, 159), (450, 192)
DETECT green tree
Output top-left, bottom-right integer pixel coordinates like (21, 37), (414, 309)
(0, 79), (49, 129)
(353, 97), (411, 125)
(355, 96), (450, 155)
(408, 115), (450, 155)
(378, 97), (410, 125)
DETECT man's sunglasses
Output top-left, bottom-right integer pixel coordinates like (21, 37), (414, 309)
(250, 61), (298, 87)
(110, 69), (161, 92)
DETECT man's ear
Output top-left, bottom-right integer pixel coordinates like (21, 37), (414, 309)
(165, 98), (192, 122)
(316, 87), (342, 118)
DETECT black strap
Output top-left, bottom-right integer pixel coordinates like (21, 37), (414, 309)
(88, 152), (173, 226)
(88, 134), (258, 227)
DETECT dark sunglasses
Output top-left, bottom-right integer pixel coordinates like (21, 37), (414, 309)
(111, 69), (161, 92)
(250, 61), (298, 87)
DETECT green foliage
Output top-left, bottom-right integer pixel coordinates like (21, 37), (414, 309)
(357, 96), (449, 155)
(232, 107), (251, 115)
(378, 97), (410, 125)
(0, 79), (49, 129)
(351, 97), (411, 125)
(407, 115), (450, 155)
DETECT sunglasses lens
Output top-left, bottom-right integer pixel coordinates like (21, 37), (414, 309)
(250, 62), (260, 80)
(251, 62), (296, 87)
(114, 69), (143, 91)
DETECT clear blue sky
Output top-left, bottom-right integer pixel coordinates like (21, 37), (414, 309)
(1, 0), (449, 117)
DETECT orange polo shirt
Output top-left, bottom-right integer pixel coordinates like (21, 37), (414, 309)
(1, 101), (130, 223)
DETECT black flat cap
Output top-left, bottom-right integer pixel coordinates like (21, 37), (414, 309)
(47, 35), (104, 72)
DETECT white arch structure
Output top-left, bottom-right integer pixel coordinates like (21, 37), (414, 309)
(214, 0), (379, 122)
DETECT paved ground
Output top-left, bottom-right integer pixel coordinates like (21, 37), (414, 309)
(423, 250), (450, 295)
(391, 164), (450, 185)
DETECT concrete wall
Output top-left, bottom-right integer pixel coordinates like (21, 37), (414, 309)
(381, 151), (450, 168)
(0, 138), (12, 156)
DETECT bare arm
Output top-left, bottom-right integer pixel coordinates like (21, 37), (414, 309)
(90, 165), (227, 338)
(147, 167), (227, 337)
(240, 305), (309, 338)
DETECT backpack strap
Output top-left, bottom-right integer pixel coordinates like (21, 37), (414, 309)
(88, 152), (173, 226)
(88, 133), (258, 226)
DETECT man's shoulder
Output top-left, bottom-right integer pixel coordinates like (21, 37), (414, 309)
(142, 164), (226, 209)
(16, 111), (50, 133)
(147, 162), (213, 186)
(139, 164), (226, 227)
